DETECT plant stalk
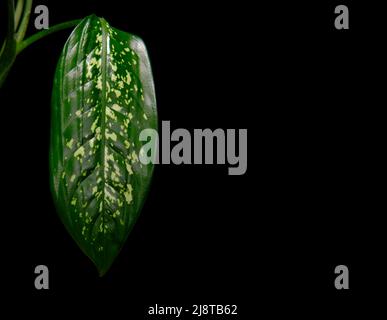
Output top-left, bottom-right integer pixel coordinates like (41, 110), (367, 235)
(15, 0), (32, 42)
(14, 0), (25, 30)
(0, 0), (80, 87)
(16, 19), (81, 54)
(0, 0), (16, 87)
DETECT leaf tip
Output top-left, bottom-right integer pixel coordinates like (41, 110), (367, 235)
(98, 269), (107, 277)
(94, 258), (114, 277)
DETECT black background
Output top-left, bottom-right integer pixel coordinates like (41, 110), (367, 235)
(0, 0), (385, 317)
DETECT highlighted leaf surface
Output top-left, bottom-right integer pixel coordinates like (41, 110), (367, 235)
(50, 15), (157, 275)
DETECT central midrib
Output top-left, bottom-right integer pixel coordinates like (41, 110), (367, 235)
(99, 17), (108, 237)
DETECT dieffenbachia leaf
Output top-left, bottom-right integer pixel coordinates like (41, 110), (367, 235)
(50, 15), (157, 275)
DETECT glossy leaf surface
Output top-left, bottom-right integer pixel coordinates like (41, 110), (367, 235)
(50, 15), (157, 275)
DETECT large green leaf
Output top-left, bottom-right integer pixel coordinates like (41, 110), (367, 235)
(50, 15), (157, 275)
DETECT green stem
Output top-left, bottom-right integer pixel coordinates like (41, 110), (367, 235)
(6, 0), (15, 42)
(0, 41), (6, 58)
(16, 19), (81, 54)
(0, 0), (16, 87)
(15, 0), (32, 42)
(14, 0), (25, 30)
